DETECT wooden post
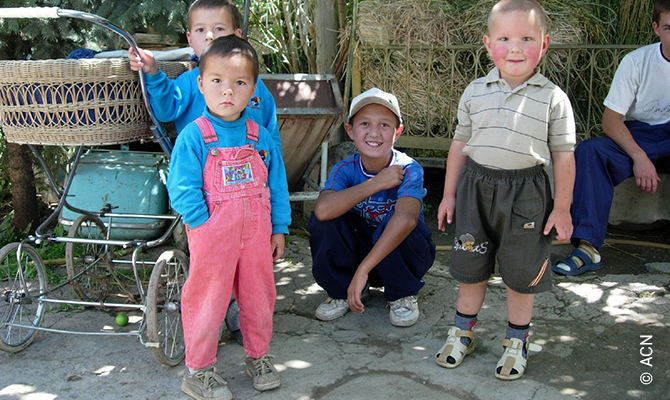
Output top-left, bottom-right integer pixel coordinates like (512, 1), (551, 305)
(352, 56), (361, 97)
(315, 0), (338, 74)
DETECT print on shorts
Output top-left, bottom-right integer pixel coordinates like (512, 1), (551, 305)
(223, 163), (254, 185)
(528, 257), (549, 287)
(453, 233), (489, 254)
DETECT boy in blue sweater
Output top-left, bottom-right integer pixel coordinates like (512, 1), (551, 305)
(129, 0), (280, 149)
(168, 35), (290, 399)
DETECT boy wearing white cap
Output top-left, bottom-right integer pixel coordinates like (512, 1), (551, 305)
(308, 88), (435, 327)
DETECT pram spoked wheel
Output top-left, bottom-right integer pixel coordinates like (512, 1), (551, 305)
(65, 214), (113, 301)
(145, 249), (188, 366)
(0, 242), (48, 353)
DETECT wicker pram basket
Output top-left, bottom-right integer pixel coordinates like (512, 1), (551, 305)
(0, 58), (195, 146)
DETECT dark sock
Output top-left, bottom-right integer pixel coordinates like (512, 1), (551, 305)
(454, 311), (477, 347)
(506, 322), (530, 359)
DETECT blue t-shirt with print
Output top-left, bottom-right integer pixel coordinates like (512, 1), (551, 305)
(322, 149), (427, 226)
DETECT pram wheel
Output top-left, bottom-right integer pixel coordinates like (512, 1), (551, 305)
(65, 214), (113, 302)
(146, 249), (188, 366)
(0, 242), (47, 353)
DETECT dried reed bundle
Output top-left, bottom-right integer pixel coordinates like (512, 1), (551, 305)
(357, 0), (460, 47)
(357, 3), (391, 46)
(617, 0), (655, 44)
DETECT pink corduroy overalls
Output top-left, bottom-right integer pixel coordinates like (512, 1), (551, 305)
(182, 116), (276, 369)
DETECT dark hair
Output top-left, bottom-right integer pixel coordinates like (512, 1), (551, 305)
(199, 35), (259, 80)
(187, 0), (241, 30)
(488, 0), (548, 34)
(654, 0), (670, 25)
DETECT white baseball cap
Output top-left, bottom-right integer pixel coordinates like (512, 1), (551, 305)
(348, 88), (402, 124)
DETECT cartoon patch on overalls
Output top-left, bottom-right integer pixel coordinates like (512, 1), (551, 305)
(224, 163), (253, 185)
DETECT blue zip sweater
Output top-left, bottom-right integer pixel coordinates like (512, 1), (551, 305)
(145, 67), (282, 150)
(167, 108), (291, 234)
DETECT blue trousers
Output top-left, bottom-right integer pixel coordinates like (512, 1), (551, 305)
(309, 211), (435, 301)
(571, 121), (670, 249)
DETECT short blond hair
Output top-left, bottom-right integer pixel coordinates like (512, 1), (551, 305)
(488, 0), (548, 34)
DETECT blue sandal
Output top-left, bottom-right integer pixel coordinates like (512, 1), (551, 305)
(552, 248), (603, 276)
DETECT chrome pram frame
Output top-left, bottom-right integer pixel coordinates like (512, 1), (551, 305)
(0, 7), (189, 367)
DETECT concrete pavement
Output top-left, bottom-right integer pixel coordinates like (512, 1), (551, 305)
(0, 235), (668, 400)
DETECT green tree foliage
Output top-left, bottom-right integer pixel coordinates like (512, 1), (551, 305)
(91, 0), (190, 49)
(0, 0), (191, 60)
(247, 0), (318, 74)
(0, 0), (91, 60)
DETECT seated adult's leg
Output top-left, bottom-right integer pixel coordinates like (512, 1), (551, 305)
(573, 122), (670, 248)
(629, 120), (670, 163)
(571, 137), (636, 249)
(555, 137), (630, 275)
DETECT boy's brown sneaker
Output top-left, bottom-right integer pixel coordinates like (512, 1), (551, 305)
(245, 354), (281, 391)
(181, 367), (232, 400)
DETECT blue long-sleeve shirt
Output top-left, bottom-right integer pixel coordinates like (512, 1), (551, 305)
(167, 108), (291, 234)
(145, 67), (282, 151)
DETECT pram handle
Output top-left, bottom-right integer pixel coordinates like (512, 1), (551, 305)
(0, 7), (60, 18)
(0, 7), (173, 156)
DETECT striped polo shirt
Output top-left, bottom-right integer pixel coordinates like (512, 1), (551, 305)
(454, 67), (576, 170)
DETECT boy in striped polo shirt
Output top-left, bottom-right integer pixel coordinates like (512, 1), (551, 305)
(434, 0), (576, 380)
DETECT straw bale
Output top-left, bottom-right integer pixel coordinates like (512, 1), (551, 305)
(357, 6), (391, 46)
(357, 0), (460, 47)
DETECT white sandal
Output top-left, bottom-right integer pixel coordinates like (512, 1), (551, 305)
(494, 338), (542, 380)
(435, 326), (474, 368)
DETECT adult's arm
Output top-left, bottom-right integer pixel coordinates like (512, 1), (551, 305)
(602, 107), (660, 193)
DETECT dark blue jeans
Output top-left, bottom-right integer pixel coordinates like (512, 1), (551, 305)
(571, 121), (670, 249)
(309, 211), (435, 301)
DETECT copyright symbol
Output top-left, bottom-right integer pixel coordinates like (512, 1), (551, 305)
(640, 372), (653, 385)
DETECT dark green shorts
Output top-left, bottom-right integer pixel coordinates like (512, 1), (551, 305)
(449, 158), (553, 294)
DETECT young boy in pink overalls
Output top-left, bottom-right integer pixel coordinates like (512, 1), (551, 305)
(129, 0), (282, 347)
(167, 35), (290, 400)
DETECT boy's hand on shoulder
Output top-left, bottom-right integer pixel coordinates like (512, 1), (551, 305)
(437, 195), (456, 232)
(128, 47), (158, 75)
(373, 165), (405, 191)
(543, 209), (573, 243)
(271, 233), (285, 261)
